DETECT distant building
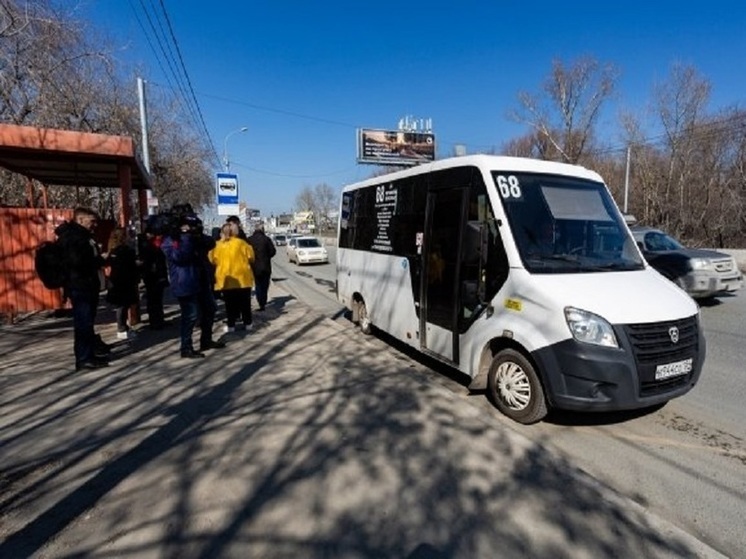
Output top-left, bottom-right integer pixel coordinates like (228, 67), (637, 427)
(269, 213), (293, 233)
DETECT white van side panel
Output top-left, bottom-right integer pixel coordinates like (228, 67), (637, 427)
(337, 249), (420, 347)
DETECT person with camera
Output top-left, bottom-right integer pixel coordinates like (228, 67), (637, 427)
(161, 210), (225, 358)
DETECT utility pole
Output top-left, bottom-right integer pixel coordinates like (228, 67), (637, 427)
(137, 77), (154, 215)
(623, 145), (631, 214)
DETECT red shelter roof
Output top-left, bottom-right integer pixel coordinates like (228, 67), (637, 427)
(0, 123), (151, 190)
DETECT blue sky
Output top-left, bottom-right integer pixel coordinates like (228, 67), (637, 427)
(80, 1), (746, 216)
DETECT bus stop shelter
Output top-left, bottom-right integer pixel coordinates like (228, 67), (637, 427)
(0, 123), (153, 319)
(0, 123), (152, 222)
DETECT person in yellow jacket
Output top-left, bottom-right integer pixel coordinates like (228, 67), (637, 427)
(208, 222), (255, 332)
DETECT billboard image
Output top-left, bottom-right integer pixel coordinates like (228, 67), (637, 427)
(357, 128), (435, 166)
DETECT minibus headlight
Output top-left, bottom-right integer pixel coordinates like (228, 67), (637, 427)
(564, 307), (618, 348)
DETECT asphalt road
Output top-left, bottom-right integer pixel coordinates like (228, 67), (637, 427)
(272, 245), (746, 558)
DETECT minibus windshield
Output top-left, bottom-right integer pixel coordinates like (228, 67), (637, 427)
(493, 172), (644, 274)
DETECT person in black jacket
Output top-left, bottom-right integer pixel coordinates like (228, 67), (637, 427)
(138, 227), (168, 329)
(105, 227), (140, 340)
(247, 223), (277, 311)
(55, 207), (109, 371)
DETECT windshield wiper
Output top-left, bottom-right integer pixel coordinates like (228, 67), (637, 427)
(580, 262), (642, 272)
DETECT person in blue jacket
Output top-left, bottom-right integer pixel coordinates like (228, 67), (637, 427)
(161, 212), (225, 358)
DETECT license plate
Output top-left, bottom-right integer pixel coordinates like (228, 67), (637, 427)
(655, 358), (693, 380)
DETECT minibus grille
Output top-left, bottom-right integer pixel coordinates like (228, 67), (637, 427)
(623, 316), (699, 396)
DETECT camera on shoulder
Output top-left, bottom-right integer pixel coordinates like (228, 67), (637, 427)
(145, 203), (203, 237)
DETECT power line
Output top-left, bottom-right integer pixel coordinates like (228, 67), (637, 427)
(127, 0), (219, 165)
(588, 112), (746, 157)
(131, 0), (194, 122)
(155, 0), (219, 164)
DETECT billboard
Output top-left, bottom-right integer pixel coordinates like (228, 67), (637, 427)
(216, 172), (239, 216)
(357, 128), (435, 166)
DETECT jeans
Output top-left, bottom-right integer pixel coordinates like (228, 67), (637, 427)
(254, 272), (271, 309)
(197, 288), (217, 348)
(177, 295), (199, 353)
(69, 288), (99, 365)
(177, 288), (217, 353)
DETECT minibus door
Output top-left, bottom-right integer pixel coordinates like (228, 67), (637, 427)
(421, 187), (467, 363)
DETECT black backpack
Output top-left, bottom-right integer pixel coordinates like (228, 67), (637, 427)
(35, 240), (68, 289)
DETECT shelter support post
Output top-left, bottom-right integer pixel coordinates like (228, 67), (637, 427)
(117, 163), (131, 227)
(138, 189), (149, 222)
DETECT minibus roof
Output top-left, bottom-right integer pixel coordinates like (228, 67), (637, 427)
(342, 154), (604, 192)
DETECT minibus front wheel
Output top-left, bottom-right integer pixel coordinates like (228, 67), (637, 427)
(487, 349), (547, 424)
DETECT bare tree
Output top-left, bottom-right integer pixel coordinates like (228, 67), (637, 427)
(509, 56), (619, 164)
(293, 183), (339, 233)
(295, 185), (316, 213)
(313, 183), (337, 232)
(620, 64), (746, 246)
(0, 0), (215, 215)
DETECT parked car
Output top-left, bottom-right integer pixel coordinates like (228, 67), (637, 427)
(630, 225), (743, 299)
(286, 236), (328, 265)
(272, 233), (288, 246)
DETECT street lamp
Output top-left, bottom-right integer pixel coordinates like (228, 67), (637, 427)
(223, 126), (248, 171)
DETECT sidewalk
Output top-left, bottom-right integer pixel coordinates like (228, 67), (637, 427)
(0, 285), (724, 558)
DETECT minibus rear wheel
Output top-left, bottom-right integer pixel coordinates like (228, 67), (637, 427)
(487, 349), (547, 424)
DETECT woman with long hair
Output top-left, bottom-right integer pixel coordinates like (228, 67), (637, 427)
(105, 227), (140, 340)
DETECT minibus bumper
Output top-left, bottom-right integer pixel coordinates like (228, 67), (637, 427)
(531, 331), (706, 412)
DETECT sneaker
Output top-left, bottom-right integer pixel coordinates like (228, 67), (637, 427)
(199, 340), (226, 351)
(244, 323), (254, 331)
(180, 350), (205, 359)
(234, 323), (246, 331)
(116, 330), (136, 340)
(223, 325), (235, 333)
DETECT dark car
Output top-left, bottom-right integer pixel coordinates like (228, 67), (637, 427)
(630, 225), (743, 299)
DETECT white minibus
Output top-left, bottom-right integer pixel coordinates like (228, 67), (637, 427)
(336, 155), (705, 424)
